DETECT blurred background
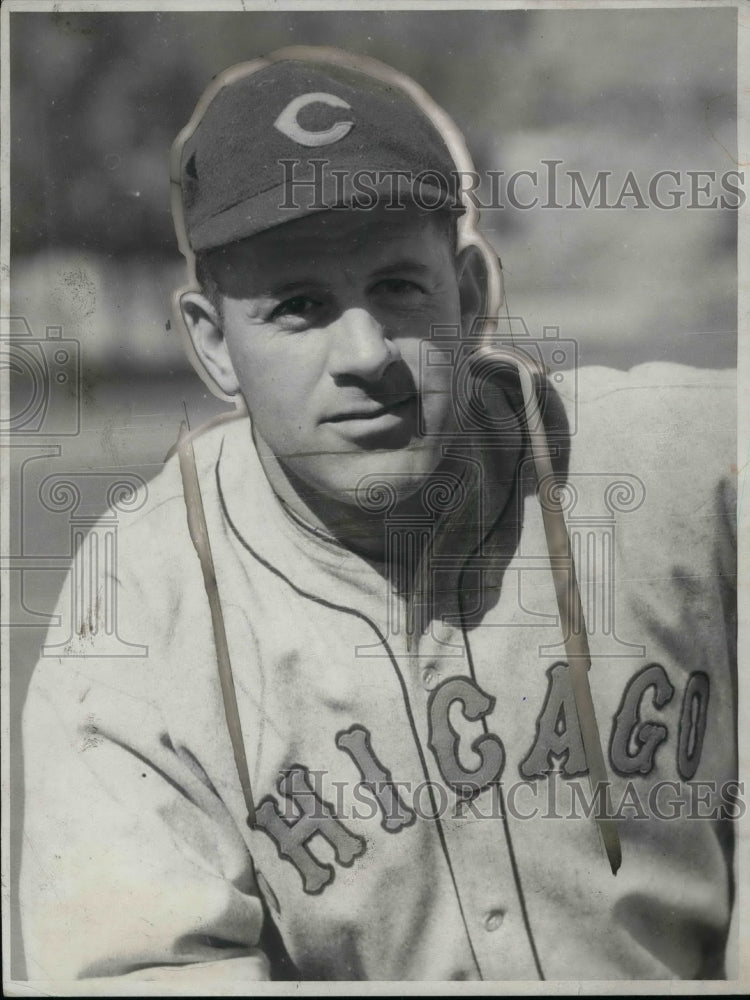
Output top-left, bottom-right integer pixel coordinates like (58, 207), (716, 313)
(11, 8), (738, 372)
(7, 5), (738, 978)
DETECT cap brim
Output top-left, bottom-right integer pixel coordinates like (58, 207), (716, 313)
(189, 171), (465, 252)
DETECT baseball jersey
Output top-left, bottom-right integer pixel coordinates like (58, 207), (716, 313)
(20, 362), (737, 983)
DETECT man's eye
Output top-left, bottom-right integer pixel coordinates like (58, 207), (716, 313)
(270, 296), (322, 321)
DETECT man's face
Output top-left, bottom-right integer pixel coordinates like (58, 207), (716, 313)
(185, 205), (481, 507)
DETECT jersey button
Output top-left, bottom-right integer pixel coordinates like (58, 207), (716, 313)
(484, 909), (505, 932)
(421, 666), (440, 690)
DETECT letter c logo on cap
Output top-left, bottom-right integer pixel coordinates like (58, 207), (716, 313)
(274, 92), (354, 147)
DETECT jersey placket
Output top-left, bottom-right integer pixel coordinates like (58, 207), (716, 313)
(394, 582), (544, 981)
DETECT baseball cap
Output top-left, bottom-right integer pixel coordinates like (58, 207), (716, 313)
(172, 48), (468, 253)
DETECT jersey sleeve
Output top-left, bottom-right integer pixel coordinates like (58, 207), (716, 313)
(19, 537), (271, 985)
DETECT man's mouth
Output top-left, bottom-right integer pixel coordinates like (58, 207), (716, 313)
(322, 394), (418, 446)
(325, 394), (416, 423)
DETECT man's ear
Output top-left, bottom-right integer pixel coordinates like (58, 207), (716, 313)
(454, 244), (488, 337)
(179, 291), (240, 396)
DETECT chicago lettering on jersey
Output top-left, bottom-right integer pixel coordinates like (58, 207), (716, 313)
(254, 764), (366, 894)
(254, 663), (710, 892)
(427, 676), (505, 798)
(609, 664), (675, 775)
(335, 724), (416, 833)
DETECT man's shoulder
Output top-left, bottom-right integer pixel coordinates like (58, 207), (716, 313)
(563, 361), (735, 457)
(110, 412), (249, 572)
(555, 362), (736, 533)
(565, 361), (734, 408)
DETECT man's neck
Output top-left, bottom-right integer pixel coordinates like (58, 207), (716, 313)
(252, 425), (524, 594)
(252, 433), (428, 562)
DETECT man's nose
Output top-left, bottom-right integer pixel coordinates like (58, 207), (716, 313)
(328, 308), (398, 382)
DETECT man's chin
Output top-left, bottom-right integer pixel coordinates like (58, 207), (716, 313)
(295, 446), (444, 513)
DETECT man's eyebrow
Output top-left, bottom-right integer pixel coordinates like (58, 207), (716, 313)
(257, 261), (432, 297)
(369, 261), (431, 278)
(265, 279), (329, 297)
